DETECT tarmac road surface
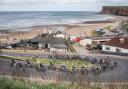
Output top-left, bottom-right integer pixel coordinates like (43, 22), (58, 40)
(0, 51), (128, 83)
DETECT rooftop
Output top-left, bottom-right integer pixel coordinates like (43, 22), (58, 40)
(104, 37), (128, 49)
(30, 33), (65, 45)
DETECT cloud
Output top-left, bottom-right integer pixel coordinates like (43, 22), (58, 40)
(0, 0), (127, 11)
(0, 0), (43, 5)
(1, 0), (128, 5)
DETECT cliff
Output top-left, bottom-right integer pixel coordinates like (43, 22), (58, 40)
(101, 6), (128, 16)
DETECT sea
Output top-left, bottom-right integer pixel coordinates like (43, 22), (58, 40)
(0, 11), (113, 31)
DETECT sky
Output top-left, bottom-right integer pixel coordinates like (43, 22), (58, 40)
(0, 0), (128, 11)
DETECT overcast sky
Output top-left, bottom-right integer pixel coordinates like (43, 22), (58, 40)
(0, 0), (128, 11)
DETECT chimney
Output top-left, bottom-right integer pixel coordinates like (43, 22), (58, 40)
(120, 38), (125, 44)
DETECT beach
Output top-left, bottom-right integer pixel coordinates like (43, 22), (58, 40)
(0, 15), (128, 44)
(65, 16), (128, 37)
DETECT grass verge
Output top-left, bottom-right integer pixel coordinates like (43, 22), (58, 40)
(2, 49), (46, 54)
(0, 77), (128, 89)
(0, 77), (68, 89)
(0, 56), (94, 69)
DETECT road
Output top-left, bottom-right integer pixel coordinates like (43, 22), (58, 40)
(0, 51), (128, 83)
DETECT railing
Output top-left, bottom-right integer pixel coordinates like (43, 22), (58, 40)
(65, 39), (76, 53)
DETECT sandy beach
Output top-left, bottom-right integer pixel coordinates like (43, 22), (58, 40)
(65, 16), (128, 37)
(0, 15), (128, 44)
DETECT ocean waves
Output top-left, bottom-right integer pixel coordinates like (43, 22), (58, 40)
(0, 11), (114, 30)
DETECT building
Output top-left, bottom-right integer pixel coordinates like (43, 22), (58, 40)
(29, 33), (48, 49)
(80, 38), (92, 47)
(102, 37), (128, 54)
(29, 33), (68, 53)
(7, 31), (68, 53)
(50, 44), (67, 53)
(54, 34), (65, 38)
(80, 36), (111, 47)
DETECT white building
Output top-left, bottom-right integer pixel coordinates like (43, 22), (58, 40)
(80, 38), (93, 47)
(54, 34), (65, 38)
(102, 37), (128, 53)
(50, 44), (67, 53)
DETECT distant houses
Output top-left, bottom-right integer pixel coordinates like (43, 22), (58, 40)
(54, 33), (65, 38)
(80, 38), (92, 46)
(5, 31), (68, 53)
(79, 36), (111, 47)
(102, 37), (128, 54)
(79, 36), (128, 55)
(28, 32), (68, 53)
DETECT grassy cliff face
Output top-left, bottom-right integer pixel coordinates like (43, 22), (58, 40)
(0, 77), (128, 89)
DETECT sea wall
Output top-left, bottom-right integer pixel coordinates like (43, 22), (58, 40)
(101, 6), (128, 16)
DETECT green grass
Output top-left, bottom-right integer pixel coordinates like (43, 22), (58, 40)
(104, 25), (112, 30)
(0, 77), (68, 89)
(2, 49), (46, 54)
(92, 30), (97, 36)
(0, 77), (128, 89)
(0, 56), (94, 69)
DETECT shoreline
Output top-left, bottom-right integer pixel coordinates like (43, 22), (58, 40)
(0, 15), (126, 32)
(0, 15), (128, 44)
